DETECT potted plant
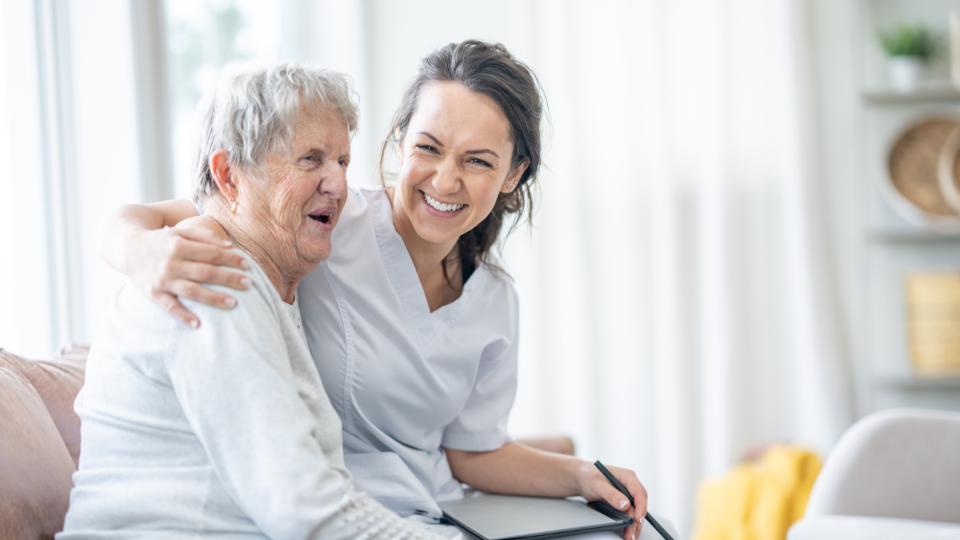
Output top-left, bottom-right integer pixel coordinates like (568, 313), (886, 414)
(878, 23), (936, 92)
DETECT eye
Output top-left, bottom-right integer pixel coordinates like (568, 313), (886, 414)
(468, 157), (494, 169)
(300, 153), (320, 164)
(415, 144), (438, 154)
(338, 157), (350, 168)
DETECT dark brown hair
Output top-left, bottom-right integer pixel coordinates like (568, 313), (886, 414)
(380, 40), (544, 284)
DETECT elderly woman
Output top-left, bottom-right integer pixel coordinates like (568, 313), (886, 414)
(59, 65), (445, 539)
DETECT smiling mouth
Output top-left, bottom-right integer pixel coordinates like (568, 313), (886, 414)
(420, 190), (466, 213)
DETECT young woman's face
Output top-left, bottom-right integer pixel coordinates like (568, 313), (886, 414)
(394, 81), (527, 249)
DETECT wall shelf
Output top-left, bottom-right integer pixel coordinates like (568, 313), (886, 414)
(863, 85), (960, 105)
(855, 0), (960, 416)
(866, 228), (960, 243)
(876, 373), (960, 390)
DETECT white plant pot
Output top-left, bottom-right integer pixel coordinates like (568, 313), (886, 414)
(888, 56), (925, 92)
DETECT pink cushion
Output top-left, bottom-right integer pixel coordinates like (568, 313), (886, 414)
(0, 363), (76, 539)
(0, 350), (85, 465)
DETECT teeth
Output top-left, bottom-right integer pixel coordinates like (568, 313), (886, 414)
(422, 192), (464, 213)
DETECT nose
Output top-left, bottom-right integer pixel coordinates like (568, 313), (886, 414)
(431, 156), (461, 195)
(319, 159), (348, 202)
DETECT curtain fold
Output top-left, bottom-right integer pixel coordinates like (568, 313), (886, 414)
(501, 0), (855, 534)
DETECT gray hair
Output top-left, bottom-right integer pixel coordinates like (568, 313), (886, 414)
(193, 63), (358, 203)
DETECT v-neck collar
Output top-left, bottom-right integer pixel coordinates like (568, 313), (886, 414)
(371, 189), (488, 339)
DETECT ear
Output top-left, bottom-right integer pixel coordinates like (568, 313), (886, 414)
(501, 158), (529, 194)
(209, 149), (239, 202)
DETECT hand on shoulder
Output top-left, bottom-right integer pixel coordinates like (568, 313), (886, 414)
(132, 215), (250, 329)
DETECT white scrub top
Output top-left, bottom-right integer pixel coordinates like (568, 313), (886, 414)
(299, 187), (519, 517)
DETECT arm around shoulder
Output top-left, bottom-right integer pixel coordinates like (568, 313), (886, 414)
(100, 198), (199, 274)
(100, 198), (250, 327)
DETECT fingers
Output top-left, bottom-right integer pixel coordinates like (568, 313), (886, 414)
(168, 279), (238, 310)
(597, 466), (646, 540)
(598, 483), (632, 514)
(174, 219), (232, 246)
(133, 227), (248, 328)
(575, 461), (648, 540)
(153, 292), (201, 329)
(168, 236), (247, 270)
(619, 472), (647, 540)
(598, 481), (636, 540)
(179, 261), (250, 291)
(147, 233), (248, 318)
(623, 474), (648, 519)
(630, 511), (644, 540)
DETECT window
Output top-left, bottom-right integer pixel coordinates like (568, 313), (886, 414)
(165, 0), (280, 197)
(1, 1), (163, 355)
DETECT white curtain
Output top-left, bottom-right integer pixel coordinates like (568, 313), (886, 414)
(499, 0), (856, 534)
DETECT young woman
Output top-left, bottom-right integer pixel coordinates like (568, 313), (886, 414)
(103, 41), (650, 540)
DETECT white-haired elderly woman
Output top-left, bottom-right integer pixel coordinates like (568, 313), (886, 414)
(59, 65), (447, 540)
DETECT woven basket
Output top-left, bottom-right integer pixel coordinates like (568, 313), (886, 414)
(906, 272), (960, 374)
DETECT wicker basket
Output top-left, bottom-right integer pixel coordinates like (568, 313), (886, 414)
(906, 272), (960, 374)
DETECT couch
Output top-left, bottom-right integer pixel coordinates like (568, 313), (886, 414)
(0, 346), (86, 539)
(788, 408), (960, 540)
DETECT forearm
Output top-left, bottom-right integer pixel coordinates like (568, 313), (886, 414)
(449, 442), (650, 540)
(446, 442), (586, 497)
(100, 198), (197, 274)
(101, 204), (166, 273)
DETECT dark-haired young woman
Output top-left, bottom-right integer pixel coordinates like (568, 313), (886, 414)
(102, 41), (654, 540)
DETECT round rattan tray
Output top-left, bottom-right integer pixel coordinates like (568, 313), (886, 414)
(887, 117), (960, 231)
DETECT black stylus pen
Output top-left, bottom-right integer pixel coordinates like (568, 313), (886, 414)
(594, 460), (674, 540)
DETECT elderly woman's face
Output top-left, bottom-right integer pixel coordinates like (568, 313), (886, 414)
(240, 108), (350, 270)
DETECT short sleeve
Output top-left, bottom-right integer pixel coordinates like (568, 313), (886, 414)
(441, 284), (519, 451)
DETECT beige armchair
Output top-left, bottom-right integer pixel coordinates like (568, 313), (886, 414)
(789, 408), (960, 540)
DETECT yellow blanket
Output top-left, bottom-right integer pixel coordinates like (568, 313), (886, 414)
(692, 446), (821, 540)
